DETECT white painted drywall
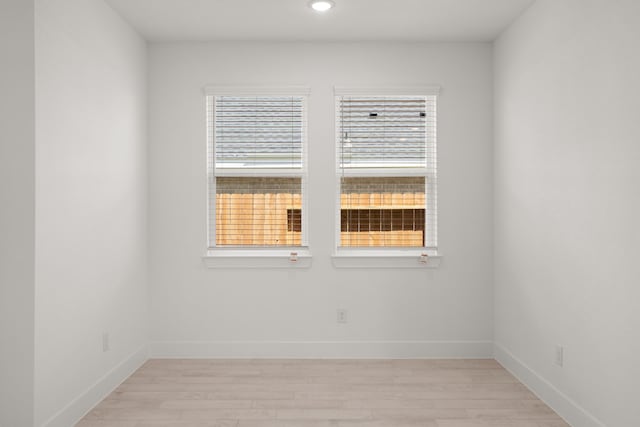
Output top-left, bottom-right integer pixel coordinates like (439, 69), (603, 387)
(0, 1), (36, 426)
(148, 42), (494, 356)
(494, 1), (640, 426)
(34, 0), (148, 425)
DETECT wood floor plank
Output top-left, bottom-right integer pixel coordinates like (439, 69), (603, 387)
(77, 359), (569, 427)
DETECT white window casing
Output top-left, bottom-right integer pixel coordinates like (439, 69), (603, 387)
(333, 86), (442, 268)
(203, 86), (312, 268)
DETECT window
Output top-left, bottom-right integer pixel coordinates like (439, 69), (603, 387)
(205, 86), (310, 266)
(334, 87), (440, 266)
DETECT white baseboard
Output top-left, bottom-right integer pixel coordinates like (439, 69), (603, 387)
(149, 340), (493, 359)
(494, 343), (606, 427)
(41, 345), (148, 427)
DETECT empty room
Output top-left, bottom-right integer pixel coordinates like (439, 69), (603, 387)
(1, 0), (638, 426)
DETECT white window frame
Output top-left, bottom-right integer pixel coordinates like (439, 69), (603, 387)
(202, 85), (312, 268)
(332, 86), (442, 268)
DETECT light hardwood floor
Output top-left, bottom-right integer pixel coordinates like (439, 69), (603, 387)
(77, 359), (569, 427)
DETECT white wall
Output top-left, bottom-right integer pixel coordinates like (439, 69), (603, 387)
(34, 0), (148, 425)
(494, 1), (640, 426)
(0, 1), (36, 426)
(148, 42), (494, 357)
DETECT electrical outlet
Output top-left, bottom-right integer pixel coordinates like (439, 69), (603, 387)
(102, 333), (110, 352)
(555, 345), (563, 367)
(337, 309), (348, 324)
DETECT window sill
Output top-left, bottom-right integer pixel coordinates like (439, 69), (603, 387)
(331, 249), (441, 269)
(203, 248), (312, 269)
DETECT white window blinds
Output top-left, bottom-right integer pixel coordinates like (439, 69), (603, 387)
(207, 91), (308, 249)
(338, 96), (436, 170)
(214, 96), (304, 170)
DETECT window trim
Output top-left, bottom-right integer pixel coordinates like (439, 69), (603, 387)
(203, 85), (312, 267)
(204, 247), (313, 269)
(333, 86), (441, 268)
(331, 248), (441, 269)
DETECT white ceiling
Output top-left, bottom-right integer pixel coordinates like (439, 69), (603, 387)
(104, 0), (536, 42)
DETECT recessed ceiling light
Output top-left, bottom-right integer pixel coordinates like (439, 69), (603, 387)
(309, 0), (335, 12)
